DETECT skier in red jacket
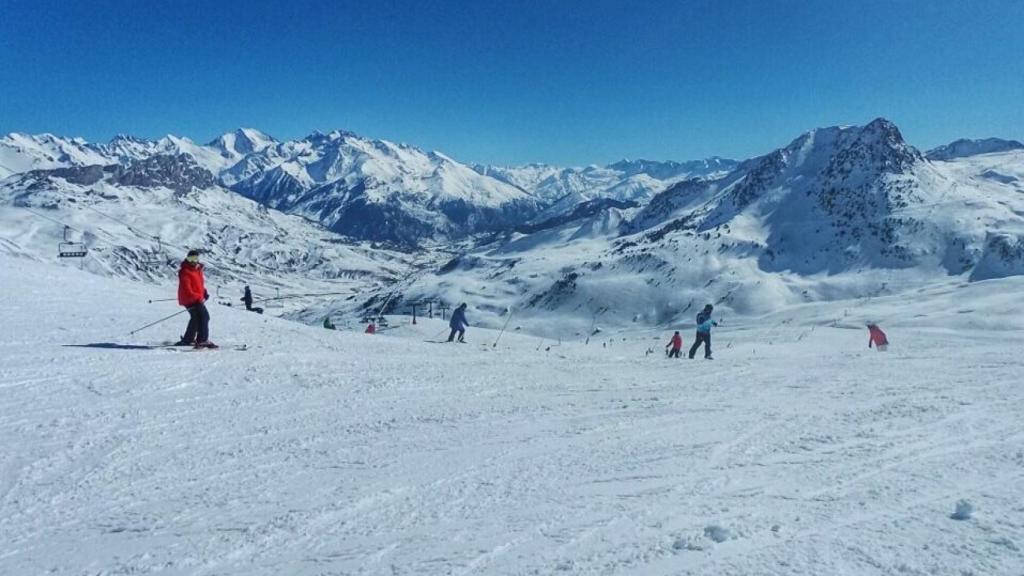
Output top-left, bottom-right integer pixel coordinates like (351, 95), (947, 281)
(177, 249), (216, 348)
(666, 330), (683, 358)
(867, 323), (888, 351)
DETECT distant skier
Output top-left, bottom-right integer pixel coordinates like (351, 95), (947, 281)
(241, 286), (253, 310)
(365, 322), (376, 334)
(688, 304), (718, 359)
(323, 317), (336, 330)
(240, 286), (263, 314)
(447, 303), (468, 343)
(666, 330), (683, 358)
(177, 249), (216, 348)
(867, 323), (889, 351)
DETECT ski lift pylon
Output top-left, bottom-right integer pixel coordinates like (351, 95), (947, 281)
(264, 288), (284, 309)
(58, 225), (88, 258)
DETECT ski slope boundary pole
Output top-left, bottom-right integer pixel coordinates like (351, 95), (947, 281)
(129, 309), (188, 336)
(493, 308), (515, 348)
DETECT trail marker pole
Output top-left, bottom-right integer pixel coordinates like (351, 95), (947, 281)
(493, 308), (514, 348)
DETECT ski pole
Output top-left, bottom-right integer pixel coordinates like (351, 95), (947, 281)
(129, 309), (188, 336)
(147, 297), (177, 304)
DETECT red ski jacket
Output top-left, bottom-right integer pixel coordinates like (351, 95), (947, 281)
(868, 325), (888, 348)
(668, 333), (683, 349)
(178, 261), (206, 307)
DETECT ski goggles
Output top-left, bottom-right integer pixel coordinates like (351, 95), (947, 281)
(186, 255), (200, 263)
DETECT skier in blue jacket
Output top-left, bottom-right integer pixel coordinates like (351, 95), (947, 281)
(447, 303), (468, 343)
(688, 304), (718, 359)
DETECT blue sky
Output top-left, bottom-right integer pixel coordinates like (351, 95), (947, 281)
(1, 0), (1022, 166)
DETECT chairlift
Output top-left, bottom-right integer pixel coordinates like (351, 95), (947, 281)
(360, 314), (389, 328)
(58, 226), (88, 258)
(214, 286), (233, 307)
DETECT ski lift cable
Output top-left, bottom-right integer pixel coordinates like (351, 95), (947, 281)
(22, 206), (176, 254)
(81, 206), (204, 268)
(83, 204), (162, 243)
(253, 289), (358, 304)
(21, 207), (86, 235)
(21, 208), (259, 286)
(23, 207), (117, 252)
(23, 207), (386, 299)
(372, 251), (439, 319)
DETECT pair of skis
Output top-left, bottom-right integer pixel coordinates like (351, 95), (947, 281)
(157, 341), (249, 351)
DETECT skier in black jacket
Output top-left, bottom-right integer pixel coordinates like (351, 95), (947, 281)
(447, 303), (468, 343)
(241, 286), (253, 311)
(688, 304), (718, 359)
(240, 285), (263, 314)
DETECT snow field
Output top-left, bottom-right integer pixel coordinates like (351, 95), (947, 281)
(1, 254), (1023, 575)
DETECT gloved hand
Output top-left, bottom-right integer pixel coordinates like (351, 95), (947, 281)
(204, 290), (209, 302)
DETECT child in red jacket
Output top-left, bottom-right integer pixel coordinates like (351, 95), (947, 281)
(666, 331), (683, 358)
(867, 323), (888, 352)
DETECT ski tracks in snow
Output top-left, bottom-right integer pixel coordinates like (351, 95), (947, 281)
(1, 256), (1024, 574)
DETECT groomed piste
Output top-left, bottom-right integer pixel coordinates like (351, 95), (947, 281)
(2, 254), (1022, 575)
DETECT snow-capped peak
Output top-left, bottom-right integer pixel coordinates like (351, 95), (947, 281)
(926, 138), (1024, 161)
(0, 132), (112, 178)
(207, 128), (277, 158)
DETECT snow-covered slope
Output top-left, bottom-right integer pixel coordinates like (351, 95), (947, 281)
(0, 154), (413, 314)
(386, 119), (1024, 334)
(0, 133), (112, 179)
(927, 148), (1024, 280)
(926, 137), (1024, 161)
(2, 253), (1023, 575)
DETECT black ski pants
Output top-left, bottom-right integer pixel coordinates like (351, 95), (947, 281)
(668, 347), (681, 358)
(447, 328), (465, 342)
(183, 303), (210, 344)
(688, 331), (711, 359)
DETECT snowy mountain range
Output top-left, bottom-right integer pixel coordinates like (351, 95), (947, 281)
(2, 129), (727, 248)
(0, 152), (413, 311)
(473, 157), (737, 219)
(1, 119), (1022, 331)
(926, 137), (1024, 161)
(388, 119), (1024, 334)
